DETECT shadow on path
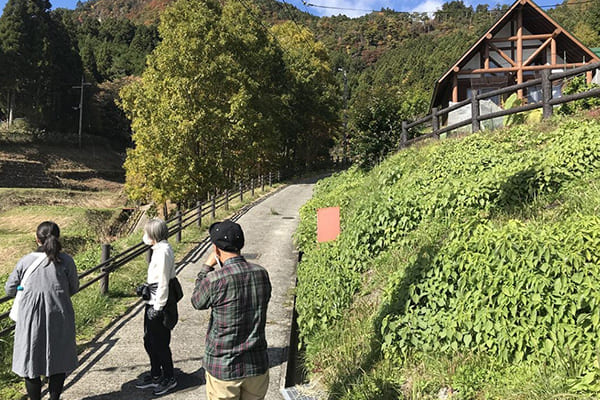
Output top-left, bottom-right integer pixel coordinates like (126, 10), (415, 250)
(78, 367), (206, 400)
(65, 302), (146, 392)
(76, 347), (287, 400)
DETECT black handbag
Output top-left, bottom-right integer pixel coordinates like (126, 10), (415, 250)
(170, 277), (183, 303)
(163, 277), (183, 330)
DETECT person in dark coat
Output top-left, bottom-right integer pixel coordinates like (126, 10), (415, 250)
(5, 221), (79, 400)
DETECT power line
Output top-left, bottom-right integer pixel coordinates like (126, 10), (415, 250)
(280, 0), (321, 55)
(281, 0), (308, 33)
(235, 0), (295, 58)
(301, 1), (375, 12)
(299, 0), (598, 15)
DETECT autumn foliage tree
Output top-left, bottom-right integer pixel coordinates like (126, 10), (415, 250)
(120, 0), (289, 204)
(271, 22), (340, 171)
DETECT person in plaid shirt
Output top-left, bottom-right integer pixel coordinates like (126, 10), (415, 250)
(191, 220), (272, 400)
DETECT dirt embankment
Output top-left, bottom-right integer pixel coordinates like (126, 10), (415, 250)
(0, 143), (126, 191)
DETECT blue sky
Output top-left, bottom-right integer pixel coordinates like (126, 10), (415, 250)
(0, 0), (562, 18)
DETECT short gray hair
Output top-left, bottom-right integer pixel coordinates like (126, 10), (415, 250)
(145, 218), (168, 242)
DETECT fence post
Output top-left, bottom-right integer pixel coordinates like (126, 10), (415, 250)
(471, 89), (480, 133)
(225, 189), (229, 210)
(251, 178), (255, 196)
(277, 171), (281, 182)
(99, 244), (110, 295)
(196, 200), (202, 227)
(269, 172), (272, 187)
(176, 209), (182, 243)
(262, 175), (265, 192)
(431, 107), (439, 139)
(401, 121), (408, 148)
(239, 181), (243, 202)
(542, 69), (553, 119)
(211, 194), (216, 219)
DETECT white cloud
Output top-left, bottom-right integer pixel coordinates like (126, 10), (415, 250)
(305, 0), (382, 18)
(411, 0), (443, 14)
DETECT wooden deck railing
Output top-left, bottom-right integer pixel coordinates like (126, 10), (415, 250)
(401, 61), (600, 147)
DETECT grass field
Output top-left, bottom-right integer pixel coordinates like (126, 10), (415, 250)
(0, 188), (125, 276)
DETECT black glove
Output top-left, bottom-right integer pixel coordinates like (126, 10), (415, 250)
(136, 284), (151, 300)
(135, 284), (144, 297)
(147, 307), (163, 321)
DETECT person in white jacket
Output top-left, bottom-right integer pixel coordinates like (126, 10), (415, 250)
(135, 218), (177, 395)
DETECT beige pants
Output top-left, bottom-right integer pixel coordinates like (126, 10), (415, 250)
(206, 370), (269, 400)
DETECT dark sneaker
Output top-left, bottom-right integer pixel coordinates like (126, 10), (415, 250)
(153, 376), (177, 395)
(135, 373), (161, 389)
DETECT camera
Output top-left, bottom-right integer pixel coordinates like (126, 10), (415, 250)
(135, 284), (151, 300)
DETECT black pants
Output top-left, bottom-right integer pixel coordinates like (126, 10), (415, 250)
(25, 373), (65, 400)
(143, 305), (174, 379)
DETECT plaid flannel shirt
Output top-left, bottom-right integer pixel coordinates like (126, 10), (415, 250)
(191, 255), (272, 380)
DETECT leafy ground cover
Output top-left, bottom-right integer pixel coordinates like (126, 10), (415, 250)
(295, 113), (600, 399)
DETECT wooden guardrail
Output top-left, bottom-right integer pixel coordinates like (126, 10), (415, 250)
(0, 171), (282, 337)
(401, 61), (600, 147)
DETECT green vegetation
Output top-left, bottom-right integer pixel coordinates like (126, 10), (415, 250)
(2, 0), (600, 165)
(0, 189), (125, 275)
(558, 76), (600, 116)
(294, 113), (600, 399)
(120, 0), (338, 204)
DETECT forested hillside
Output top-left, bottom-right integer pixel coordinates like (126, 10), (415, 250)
(1, 0), (599, 191)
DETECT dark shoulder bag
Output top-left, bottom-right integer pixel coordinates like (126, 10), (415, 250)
(163, 277), (184, 330)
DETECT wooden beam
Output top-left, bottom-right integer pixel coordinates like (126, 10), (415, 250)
(517, 6), (523, 98)
(484, 44), (490, 70)
(458, 63), (586, 74)
(452, 74), (458, 102)
(488, 42), (517, 66)
(492, 45), (557, 51)
(525, 63), (585, 70)
(490, 33), (552, 42)
(587, 70), (593, 84)
(459, 67), (518, 74)
(523, 37), (552, 66)
(551, 37), (556, 64)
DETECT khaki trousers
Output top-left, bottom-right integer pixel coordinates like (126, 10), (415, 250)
(206, 370), (269, 400)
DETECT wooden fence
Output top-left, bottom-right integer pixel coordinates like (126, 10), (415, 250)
(0, 171), (282, 337)
(401, 61), (600, 147)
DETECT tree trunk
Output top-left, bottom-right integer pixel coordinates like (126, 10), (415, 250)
(8, 90), (14, 127)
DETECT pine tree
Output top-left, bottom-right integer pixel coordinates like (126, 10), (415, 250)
(0, 0), (82, 128)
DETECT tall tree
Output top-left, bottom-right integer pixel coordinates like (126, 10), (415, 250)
(0, 0), (82, 128)
(120, 0), (287, 204)
(271, 21), (340, 171)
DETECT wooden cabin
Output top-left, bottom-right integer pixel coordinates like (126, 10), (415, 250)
(431, 0), (600, 110)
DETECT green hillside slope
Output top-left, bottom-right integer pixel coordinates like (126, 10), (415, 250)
(295, 113), (600, 399)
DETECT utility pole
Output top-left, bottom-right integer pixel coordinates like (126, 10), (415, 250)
(338, 68), (348, 164)
(72, 76), (91, 149)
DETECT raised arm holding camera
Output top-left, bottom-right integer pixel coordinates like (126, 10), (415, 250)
(191, 220), (272, 400)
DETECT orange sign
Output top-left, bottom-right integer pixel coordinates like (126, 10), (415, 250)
(317, 207), (340, 243)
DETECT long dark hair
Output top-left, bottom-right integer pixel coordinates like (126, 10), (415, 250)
(36, 221), (62, 263)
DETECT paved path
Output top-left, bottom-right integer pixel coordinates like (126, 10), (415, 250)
(61, 183), (315, 400)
